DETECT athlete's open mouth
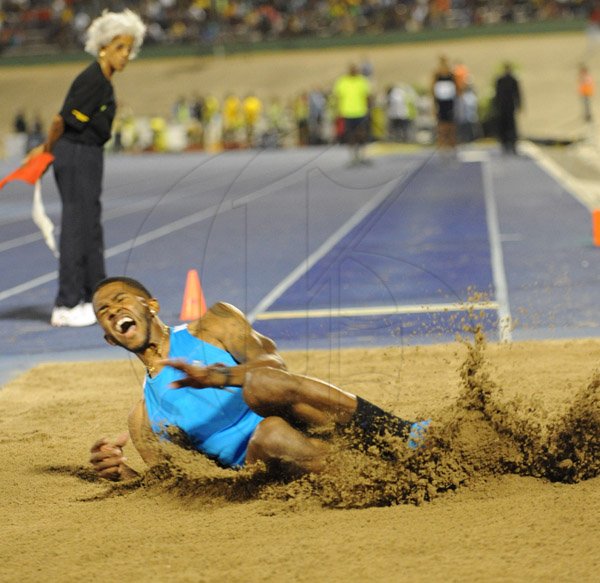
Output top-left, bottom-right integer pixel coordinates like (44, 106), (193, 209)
(116, 316), (136, 334)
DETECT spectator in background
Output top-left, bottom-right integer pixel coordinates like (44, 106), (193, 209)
(0, 1), (594, 56)
(455, 82), (480, 143)
(578, 63), (594, 123)
(13, 110), (28, 134)
(431, 54), (458, 155)
(333, 63), (372, 165)
(360, 55), (375, 140)
(262, 96), (287, 148)
(308, 87), (326, 145)
(360, 55), (374, 80)
(26, 113), (45, 151)
(202, 94), (220, 126)
(242, 92), (263, 147)
(293, 92), (309, 146)
(386, 83), (415, 142)
(202, 94), (222, 152)
(453, 59), (470, 94)
(494, 62), (522, 155)
(586, 0), (600, 56)
(369, 91), (387, 141)
(172, 96), (190, 124)
(222, 93), (243, 148)
(12, 110), (29, 156)
(190, 93), (205, 123)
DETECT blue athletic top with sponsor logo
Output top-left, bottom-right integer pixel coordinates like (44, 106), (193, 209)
(143, 325), (264, 468)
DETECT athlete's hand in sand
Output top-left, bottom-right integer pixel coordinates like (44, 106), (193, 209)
(161, 359), (234, 391)
(90, 431), (139, 481)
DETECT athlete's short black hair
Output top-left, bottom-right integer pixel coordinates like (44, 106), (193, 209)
(93, 276), (153, 299)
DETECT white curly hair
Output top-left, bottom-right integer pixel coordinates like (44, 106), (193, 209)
(84, 9), (146, 59)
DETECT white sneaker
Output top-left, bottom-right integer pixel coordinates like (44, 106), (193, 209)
(51, 304), (97, 327)
(79, 302), (96, 322)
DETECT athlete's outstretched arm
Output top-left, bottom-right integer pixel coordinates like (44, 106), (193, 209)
(165, 302), (286, 389)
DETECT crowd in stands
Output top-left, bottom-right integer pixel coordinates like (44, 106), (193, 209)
(0, 1), (591, 56)
(11, 67), (489, 155)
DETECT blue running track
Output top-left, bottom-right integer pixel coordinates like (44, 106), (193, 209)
(1, 144), (599, 385)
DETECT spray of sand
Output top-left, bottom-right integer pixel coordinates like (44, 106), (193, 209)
(88, 329), (599, 509)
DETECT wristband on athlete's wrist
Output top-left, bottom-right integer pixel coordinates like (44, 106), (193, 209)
(217, 366), (232, 386)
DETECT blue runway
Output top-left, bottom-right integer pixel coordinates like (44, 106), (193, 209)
(1, 143), (599, 385)
(256, 155), (499, 347)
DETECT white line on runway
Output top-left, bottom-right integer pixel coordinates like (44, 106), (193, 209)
(481, 153), (513, 342)
(0, 271), (58, 302)
(247, 177), (401, 323)
(0, 231), (44, 253)
(255, 301), (499, 320)
(519, 140), (600, 210)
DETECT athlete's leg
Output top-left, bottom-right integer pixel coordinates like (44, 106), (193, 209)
(243, 368), (415, 441)
(246, 416), (329, 474)
(243, 368), (357, 426)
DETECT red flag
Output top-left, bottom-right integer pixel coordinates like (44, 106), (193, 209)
(0, 152), (55, 190)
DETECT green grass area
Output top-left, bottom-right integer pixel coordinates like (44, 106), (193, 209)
(0, 18), (585, 68)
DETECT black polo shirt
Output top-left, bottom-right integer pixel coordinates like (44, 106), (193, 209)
(59, 61), (116, 146)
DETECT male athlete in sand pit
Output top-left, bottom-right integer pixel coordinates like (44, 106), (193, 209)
(90, 276), (429, 480)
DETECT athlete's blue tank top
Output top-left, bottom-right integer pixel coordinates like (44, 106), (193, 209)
(143, 325), (264, 468)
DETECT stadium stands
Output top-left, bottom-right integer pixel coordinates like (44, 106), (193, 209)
(0, 1), (589, 58)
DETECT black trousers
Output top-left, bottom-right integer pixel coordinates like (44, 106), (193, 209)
(53, 140), (106, 308)
(497, 112), (517, 152)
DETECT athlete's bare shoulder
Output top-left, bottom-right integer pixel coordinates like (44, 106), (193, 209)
(187, 302), (247, 342)
(206, 301), (245, 320)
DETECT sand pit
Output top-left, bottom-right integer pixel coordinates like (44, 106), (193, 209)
(0, 334), (598, 582)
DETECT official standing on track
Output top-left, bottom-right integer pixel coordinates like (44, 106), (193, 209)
(494, 62), (522, 155)
(26, 10), (146, 327)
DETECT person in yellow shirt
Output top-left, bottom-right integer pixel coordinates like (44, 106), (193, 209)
(242, 93), (263, 147)
(333, 63), (372, 165)
(222, 93), (243, 148)
(202, 94), (220, 124)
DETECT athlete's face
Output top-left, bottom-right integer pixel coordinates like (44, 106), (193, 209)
(93, 282), (155, 353)
(102, 34), (135, 73)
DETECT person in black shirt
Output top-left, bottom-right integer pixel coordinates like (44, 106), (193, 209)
(494, 62), (522, 155)
(431, 55), (458, 156)
(26, 10), (146, 327)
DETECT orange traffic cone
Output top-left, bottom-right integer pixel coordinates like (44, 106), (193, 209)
(593, 209), (600, 247)
(179, 269), (207, 321)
